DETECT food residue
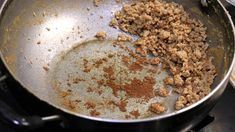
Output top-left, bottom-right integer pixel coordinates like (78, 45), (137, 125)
(157, 87), (169, 97)
(130, 110), (140, 119)
(111, 0), (216, 110)
(90, 109), (100, 116)
(103, 66), (156, 99)
(149, 102), (166, 114)
(46, 27), (50, 31)
(95, 31), (107, 41)
(37, 41), (41, 45)
(93, 0), (101, 7)
(43, 65), (49, 71)
(52, 0), (217, 119)
(85, 101), (96, 109)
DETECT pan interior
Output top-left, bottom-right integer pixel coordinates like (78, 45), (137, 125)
(0, 0), (233, 120)
(48, 40), (177, 119)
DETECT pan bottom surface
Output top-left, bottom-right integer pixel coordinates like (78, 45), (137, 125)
(47, 40), (178, 119)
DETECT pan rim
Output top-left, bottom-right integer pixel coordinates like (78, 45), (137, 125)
(0, 0), (234, 123)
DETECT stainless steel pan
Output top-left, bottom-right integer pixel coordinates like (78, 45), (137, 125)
(0, 0), (234, 131)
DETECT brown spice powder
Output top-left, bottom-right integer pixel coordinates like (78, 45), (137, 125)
(72, 78), (84, 84)
(97, 89), (103, 95)
(121, 77), (155, 99)
(107, 100), (128, 112)
(125, 114), (131, 119)
(121, 54), (147, 71)
(94, 59), (104, 68)
(103, 66), (115, 79)
(59, 90), (71, 98)
(130, 110), (140, 118)
(84, 101), (96, 109)
(87, 87), (94, 92)
(103, 66), (156, 100)
(83, 59), (91, 73)
(122, 56), (130, 66)
(118, 100), (127, 112)
(90, 110), (100, 116)
(128, 62), (143, 71)
(61, 99), (77, 111)
(113, 100), (128, 112)
(97, 79), (105, 86)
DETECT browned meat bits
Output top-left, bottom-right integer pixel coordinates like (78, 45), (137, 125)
(157, 87), (169, 97)
(111, 0), (216, 111)
(93, 0), (101, 7)
(149, 103), (166, 114)
(95, 31), (107, 41)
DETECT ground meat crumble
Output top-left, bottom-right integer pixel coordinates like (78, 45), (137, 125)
(117, 34), (133, 42)
(93, 0), (101, 7)
(157, 87), (169, 97)
(95, 31), (107, 41)
(111, 0), (217, 111)
(149, 102), (166, 114)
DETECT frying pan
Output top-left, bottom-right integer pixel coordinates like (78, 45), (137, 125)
(0, 0), (234, 131)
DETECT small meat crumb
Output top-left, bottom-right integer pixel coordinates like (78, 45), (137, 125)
(37, 41), (41, 45)
(175, 96), (187, 110)
(115, 0), (121, 3)
(164, 76), (174, 85)
(43, 66), (49, 71)
(117, 34), (132, 42)
(149, 103), (166, 114)
(157, 87), (169, 97)
(159, 30), (171, 39)
(118, 100), (127, 112)
(109, 18), (119, 28)
(176, 50), (188, 61)
(46, 27), (50, 31)
(141, 14), (152, 21)
(174, 74), (184, 87)
(93, 0), (101, 7)
(149, 57), (161, 65)
(95, 31), (107, 41)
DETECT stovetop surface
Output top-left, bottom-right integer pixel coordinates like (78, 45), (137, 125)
(0, 0), (235, 132)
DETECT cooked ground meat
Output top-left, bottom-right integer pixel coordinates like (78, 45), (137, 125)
(117, 34), (133, 42)
(95, 31), (107, 41)
(157, 87), (169, 97)
(149, 102), (166, 114)
(175, 96), (187, 110)
(164, 76), (174, 85)
(115, 0), (121, 3)
(109, 18), (119, 28)
(93, 0), (101, 7)
(111, 0), (216, 110)
(149, 57), (161, 65)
